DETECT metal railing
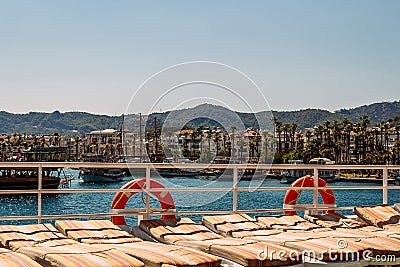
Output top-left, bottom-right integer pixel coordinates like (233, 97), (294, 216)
(1, 162), (400, 223)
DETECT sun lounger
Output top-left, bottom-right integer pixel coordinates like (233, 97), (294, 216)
(264, 214), (400, 261)
(256, 214), (324, 232)
(353, 204), (400, 228)
(0, 223), (144, 267)
(55, 219), (222, 267)
(202, 214), (374, 263)
(0, 247), (42, 267)
(304, 213), (367, 229)
(204, 213), (400, 263)
(202, 213), (281, 238)
(139, 217), (302, 267)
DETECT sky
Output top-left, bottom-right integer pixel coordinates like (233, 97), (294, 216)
(0, 1), (399, 115)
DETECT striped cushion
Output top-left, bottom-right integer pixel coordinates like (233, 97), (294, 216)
(383, 224), (400, 231)
(304, 214), (365, 229)
(140, 218), (304, 266)
(209, 241), (300, 266)
(203, 214), (273, 237)
(96, 242), (222, 267)
(139, 220), (172, 241)
(176, 239), (301, 267)
(55, 220), (121, 234)
(55, 220), (142, 244)
(57, 220), (223, 267)
(166, 224), (210, 235)
(203, 214), (256, 227)
(354, 205), (400, 227)
(0, 224), (61, 234)
(0, 224), (75, 249)
(285, 237), (368, 262)
(358, 225), (383, 232)
(325, 228), (374, 239)
(18, 244), (144, 267)
(164, 232), (221, 244)
(0, 223), (146, 267)
(269, 221), (320, 231)
(177, 237), (259, 248)
(245, 231), (319, 245)
(0, 248), (42, 267)
(140, 219), (222, 244)
(9, 239), (78, 249)
(358, 236), (400, 256)
(257, 215), (306, 227)
(230, 229), (281, 238)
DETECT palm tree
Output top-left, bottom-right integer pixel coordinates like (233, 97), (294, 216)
(323, 120), (331, 142)
(273, 118), (282, 154)
(282, 123), (290, 152)
(237, 138), (246, 163)
(230, 125), (237, 159)
(304, 129), (312, 143)
(360, 115), (370, 159)
(341, 117), (352, 163)
(262, 131), (274, 163)
(289, 123), (298, 148)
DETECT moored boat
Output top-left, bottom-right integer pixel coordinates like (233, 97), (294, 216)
(309, 157), (337, 183)
(0, 168), (61, 190)
(281, 160), (308, 184)
(78, 168), (126, 183)
(281, 158), (337, 184)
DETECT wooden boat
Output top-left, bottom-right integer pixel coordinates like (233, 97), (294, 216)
(281, 158), (337, 184)
(155, 158), (201, 178)
(0, 168), (61, 190)
(78, 168), (126, 183)
(212, 157), (266, 181)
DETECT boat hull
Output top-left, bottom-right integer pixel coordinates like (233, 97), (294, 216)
(79, 169), (126, 183)
(156, 169), (201, 178)
(0, 168), (61, 190)
(0, 177), (60, 190)
(79, 174), (124, 183)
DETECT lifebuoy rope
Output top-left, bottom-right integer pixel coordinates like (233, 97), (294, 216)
(283, 175), (336, 215)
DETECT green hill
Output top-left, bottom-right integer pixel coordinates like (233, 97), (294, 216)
(0, 101), (399, 135)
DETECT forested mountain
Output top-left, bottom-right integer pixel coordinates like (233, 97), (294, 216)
(272, 101), (400, 130)
(0, 101), (399, 135)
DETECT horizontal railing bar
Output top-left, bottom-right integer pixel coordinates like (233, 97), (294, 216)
(1, 185), (394, 195)
(1, 162), (400, 170)
(1, 162), (399, 223)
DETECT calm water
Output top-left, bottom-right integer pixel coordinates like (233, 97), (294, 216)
(1, 169), (399, 226)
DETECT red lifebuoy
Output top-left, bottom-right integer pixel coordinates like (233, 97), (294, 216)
(283, 175), (335, 215)
(111, 178), (176, 225)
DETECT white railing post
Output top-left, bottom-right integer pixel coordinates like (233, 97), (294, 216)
(233, 166), (238, 213)
(383, 167), (388, 205)
(144, 165), (151, 220)
(38, 164), (43, 223)
(313, 167), (319, 215)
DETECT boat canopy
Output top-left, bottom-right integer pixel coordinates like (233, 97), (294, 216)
(309, 157), (335, 165)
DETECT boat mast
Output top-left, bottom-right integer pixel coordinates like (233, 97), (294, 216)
(154, 116), (158, 154)
(139, 113), (142, 163)
(121, 114), (126, 158)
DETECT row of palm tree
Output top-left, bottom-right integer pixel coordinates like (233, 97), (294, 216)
(274, 115), (400, 165)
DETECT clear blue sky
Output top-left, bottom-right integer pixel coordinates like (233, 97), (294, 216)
(0, 1), (399, 115)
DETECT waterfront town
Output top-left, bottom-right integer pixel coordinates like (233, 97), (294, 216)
(1, 116), (399, 166)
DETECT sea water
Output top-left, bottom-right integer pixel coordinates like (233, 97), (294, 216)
(1, 169), (399, 226)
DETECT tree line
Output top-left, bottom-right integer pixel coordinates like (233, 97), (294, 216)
(273, 115), (400, 165)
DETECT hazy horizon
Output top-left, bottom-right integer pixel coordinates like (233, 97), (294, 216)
(1, 1), (399, 116)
